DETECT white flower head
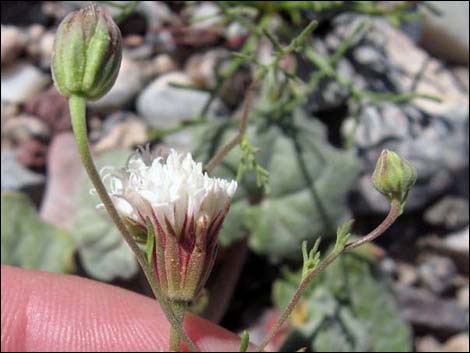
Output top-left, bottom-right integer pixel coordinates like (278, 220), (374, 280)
(104, 148), (237, 230)
(102, 148), (237, 301)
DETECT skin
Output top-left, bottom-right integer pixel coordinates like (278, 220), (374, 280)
(1, 266), (248, 352)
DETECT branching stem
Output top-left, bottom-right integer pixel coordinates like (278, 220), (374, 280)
(255, 200), (402, 352)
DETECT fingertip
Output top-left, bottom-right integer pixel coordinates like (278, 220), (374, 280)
(1, 266), (246, 352)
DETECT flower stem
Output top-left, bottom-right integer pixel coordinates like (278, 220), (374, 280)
(204, 72), (262, 173)
(255, 200), (402, 352)
(169, 300), (187, 351)
(69, 94), (198, 352)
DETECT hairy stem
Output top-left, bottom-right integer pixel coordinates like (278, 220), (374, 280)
(169, 300), (188, 351)
(69, 94), (198, 352)
(255, 200), (402, 352)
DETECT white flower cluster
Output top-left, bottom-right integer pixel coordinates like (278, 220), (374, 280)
(103, 149), (237, 233)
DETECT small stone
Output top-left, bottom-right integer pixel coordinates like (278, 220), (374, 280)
(190, 2), (223, 30)
(443, 227), (470, 274)
(453, 66), (469, 92)
(185, 49), (229, 88)
(225, 21), (248, 48)
(93, 112), (148, 153)
(457, 286), (469, 309)
(136, 72), (211, 129)
(396, 262), (418, 287)
(1, 150), (44, 191)
(418, 255), (457, 295)
(136, 1), (175, 29)
(2, 114), (50, 144)
(420, 1), (469, 65)
(396, 286), (469, 336)
(123, 34), (144, 47)
(424, 196), (469, 229)
(38, 31), (55, 67)
(416, 335), (442, 352)
(17, 137), (48, 168)
(88, 57), (145, 114)
(1, 62), (50, 103)
(1, 25), (28, 66)
(140, 54), (178, 80)
(441, 333), (470, 352)
(27, 24), (45, 41)
(23, 86), (71, 134)
(0, 101), (20, 133)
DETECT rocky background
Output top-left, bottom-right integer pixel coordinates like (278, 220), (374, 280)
(1, 1), (468, 352)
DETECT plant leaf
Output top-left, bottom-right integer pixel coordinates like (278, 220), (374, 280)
(1, 192), (74, 273)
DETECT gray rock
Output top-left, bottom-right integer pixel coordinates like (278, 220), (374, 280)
(88, 57), (145, 113)
(189, 2), (222, 30)
(424, 196), (469, 229)
(443, 226), (470, 274)
(1, 25), (28, 66)
(457, 286), (469, 310)
(185, 49), (230, 89)
(441, 333), (470, 352)
(2, 114), (50, 144)
(329, 16), (469, 213)
(418, 255), (457, 295)
(1, 62), (50, 103)
(136, 72), (211, 129)
(396, 286), (469, 337)
(136, 1), (174, 29)
(93, 112), (148, 153)
(1, 150), (44, 191)
(396, 261), (419, 287)
(420, 1), (469, 65)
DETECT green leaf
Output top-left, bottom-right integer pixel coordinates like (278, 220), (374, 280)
(71, 149), (139, 281)
(194, 110), (360, 261)
(301, 238), (321, 280)
(333, 219), (354, 255)
(145, 218), (155, 265)
(239, 330), (250, 352)
(1, 192), (74, 273)
(273, 253), (412, 352)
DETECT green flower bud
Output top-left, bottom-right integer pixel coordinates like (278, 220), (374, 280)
(51, 5), (122, 100)
(372, 149), (417, 206)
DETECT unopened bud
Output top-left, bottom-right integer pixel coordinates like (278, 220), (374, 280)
(372, 149), (417, 206)
(51, 5), (122, 100)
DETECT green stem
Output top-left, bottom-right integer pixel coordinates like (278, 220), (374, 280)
(69, 94), (198, 352)
(169, 301), (187, 351)
(255, 200), (402, 352)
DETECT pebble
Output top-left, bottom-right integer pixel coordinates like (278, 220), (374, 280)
(424, 196), (469, 229)
(88, 57), (145, 113)
(185, 49), (229, 88)
(190, 2), (223, 30)
(136, 72), (211, 129)
(1, 25), (28, 66)
(93, 112), (148, 153)
(441, 333), (470, 352)
(418, 255), (457, 295)
(1, 62), (50, 103)
(2, 114), (50, 144)
(396, 286), (469, 337)
(420, 1), (469, 65)
(1, 150), (44, 191)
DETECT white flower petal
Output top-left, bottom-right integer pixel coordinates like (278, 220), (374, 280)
(102, 149), (237, 232)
